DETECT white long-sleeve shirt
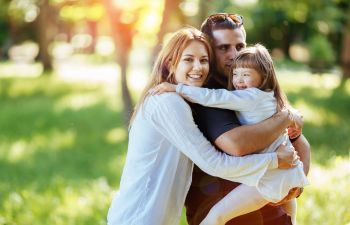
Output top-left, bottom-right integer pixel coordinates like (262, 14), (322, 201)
(107, 93), (278, 225)
(176, 85), (309, 202)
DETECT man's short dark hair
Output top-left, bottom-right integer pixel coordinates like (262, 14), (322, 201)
(201, 13), (246, 40)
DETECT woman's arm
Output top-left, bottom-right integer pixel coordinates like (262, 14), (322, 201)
(145, 94), (292, 186)
(215, 110), (292, 156)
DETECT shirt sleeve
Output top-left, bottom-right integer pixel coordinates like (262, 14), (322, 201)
(177, 85), (262, 112)
(190, 103), (240, 142)
(144, 93), (278, 187)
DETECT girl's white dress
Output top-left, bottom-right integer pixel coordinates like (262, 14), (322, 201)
(176, 85), (309, 202)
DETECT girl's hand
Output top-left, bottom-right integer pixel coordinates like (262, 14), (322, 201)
(289, 108), (303, 130)
(149, 82), (177, 95)
(288, 127), (302, 139)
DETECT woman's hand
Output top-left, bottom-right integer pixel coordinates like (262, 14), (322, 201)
(149, 82), (177, 95)
(276, 143), (299, 169)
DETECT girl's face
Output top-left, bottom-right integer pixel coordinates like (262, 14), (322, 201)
(231, 67), (262, 90)
(174, 40), (210, 87)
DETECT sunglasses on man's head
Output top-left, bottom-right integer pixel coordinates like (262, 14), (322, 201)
(207, 13), (244, 26)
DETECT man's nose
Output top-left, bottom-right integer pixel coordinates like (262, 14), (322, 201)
(227, 47), (238, 60)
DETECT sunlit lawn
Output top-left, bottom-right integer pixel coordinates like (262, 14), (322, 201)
(0, 63), (349, 225)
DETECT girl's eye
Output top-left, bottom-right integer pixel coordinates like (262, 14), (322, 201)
(232, 73), (237, 76)
(244, 74), (250, 76)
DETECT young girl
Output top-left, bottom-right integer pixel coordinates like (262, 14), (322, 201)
(150, 44), (309, 225)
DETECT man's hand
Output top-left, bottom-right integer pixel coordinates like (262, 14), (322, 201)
(276, 143), (299, 169)
(268, 187), (303, 206)
(149, 82), (177, 95)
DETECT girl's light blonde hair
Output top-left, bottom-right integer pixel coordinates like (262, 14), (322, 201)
(129, 27), (213, 128)
(228, 43), (288, 111)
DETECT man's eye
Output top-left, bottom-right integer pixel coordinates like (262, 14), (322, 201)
(236, 45), (244, 51)
(219, 46), (228, 51)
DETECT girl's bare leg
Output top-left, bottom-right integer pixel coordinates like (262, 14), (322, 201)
(282, 199), (297, 225)
(200, 185), (269, 225)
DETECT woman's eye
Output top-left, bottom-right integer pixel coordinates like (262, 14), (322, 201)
(184, 58), (193, 62)
(200, 58), (208, 63)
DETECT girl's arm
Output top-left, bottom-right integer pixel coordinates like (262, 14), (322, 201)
(150, 82), (260, 111)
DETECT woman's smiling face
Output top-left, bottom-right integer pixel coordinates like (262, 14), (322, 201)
(174, 40), (210, 87)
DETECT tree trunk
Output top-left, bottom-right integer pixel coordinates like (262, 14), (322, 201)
(120, 51), (133, 124)
(150, 0), (187, 64)
(341, 17), (350, 79)
(104, 0), (134, 126)
(37, 0), (53, 73)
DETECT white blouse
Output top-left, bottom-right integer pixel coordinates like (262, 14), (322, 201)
(107, 93), (278, 225)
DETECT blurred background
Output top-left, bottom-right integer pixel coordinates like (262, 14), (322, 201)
(0, 0), (349, 224)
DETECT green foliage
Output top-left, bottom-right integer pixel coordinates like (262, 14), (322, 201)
(307, 35), (336, 72)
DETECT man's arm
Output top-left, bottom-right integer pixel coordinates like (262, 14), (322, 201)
(215, 111), (292, 156)
(292, 134), (311, 175)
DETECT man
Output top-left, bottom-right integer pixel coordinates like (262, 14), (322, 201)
(185, 13), (310, 225)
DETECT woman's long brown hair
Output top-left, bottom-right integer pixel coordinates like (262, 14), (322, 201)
(129, 27), (213, 129)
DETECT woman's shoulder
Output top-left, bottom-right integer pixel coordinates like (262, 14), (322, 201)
(145, 93), (191, 112)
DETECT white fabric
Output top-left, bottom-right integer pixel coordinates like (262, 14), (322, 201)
(177, 85), (309, 202)
(107, 93), (278, 225)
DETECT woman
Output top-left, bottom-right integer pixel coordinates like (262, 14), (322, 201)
(107, 27), (296, 225)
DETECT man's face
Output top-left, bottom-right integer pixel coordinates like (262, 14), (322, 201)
(212, 29), (246, 77)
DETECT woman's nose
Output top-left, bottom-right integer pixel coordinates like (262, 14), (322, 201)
(193, 60), (201, 70)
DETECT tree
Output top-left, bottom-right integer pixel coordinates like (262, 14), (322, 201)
(339, 2), (350, 79)
(36, 0), (55, 72)
(104, 0), (135, 125)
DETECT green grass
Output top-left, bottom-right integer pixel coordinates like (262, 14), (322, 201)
(0, 69), (349, 225)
